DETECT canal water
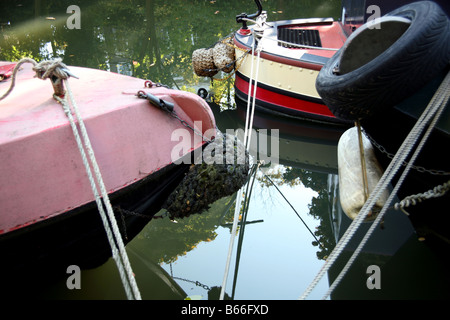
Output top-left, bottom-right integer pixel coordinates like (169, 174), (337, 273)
(1, 0), (449, 300)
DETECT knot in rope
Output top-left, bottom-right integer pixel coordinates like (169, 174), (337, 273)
(32, 58), (70, 81)
(0, 58), (77, 101)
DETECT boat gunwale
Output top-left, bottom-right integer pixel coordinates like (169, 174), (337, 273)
(234, 18), (346, 70)
(0, 62), (217, 235)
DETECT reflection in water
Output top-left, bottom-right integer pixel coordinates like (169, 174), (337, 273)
(212, 99), (344, 263)
(1, 0), (449, 300)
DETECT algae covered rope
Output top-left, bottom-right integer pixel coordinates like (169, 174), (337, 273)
(162, 131), (250, 219)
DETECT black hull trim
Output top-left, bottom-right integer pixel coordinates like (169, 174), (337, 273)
(0, 162), (189, 291)
(362, 103), (450, 251)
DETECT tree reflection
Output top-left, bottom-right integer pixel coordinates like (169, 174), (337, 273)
(0, 0), (339, 265)
(1, 0), (340, 85)
(259, 166), (335, 260)
(137, 196), (236, 264)
(1, 0), (246, 87)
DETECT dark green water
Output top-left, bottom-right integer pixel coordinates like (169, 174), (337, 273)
(1, 0), (448, 300)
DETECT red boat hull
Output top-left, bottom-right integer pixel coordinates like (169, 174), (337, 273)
(233, 18), (350, 125)
(0, 62), (215, 235)
(0, 61), (216, 279)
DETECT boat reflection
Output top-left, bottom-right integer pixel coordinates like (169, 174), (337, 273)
(212, 98), (345, 173)
(214, 99), (449, 299)
(8, 94), (448, 300)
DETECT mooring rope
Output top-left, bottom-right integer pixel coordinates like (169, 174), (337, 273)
(322, 73), (450, 299)
(247, 46), (262, 148)
(243, 38), (257, 149)
(0, 58), (36, 100)
(323, 83), (450, 299)
(1, 58), (141, 300)
(55, 77), (142, 300)
(300, 69), (450, 300)
(219, 35), (262, 300)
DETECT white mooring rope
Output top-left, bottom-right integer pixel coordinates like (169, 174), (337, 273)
(300, 69), (450, 300)
(219, 35), (262, 300)
(55, 78), (141, 300)
(1, 58), (141, 299)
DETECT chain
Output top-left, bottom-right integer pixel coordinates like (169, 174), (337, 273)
(172, 277), (211, 291)
(169, 263), (211, 291)
(208, 33), (250, 53)
(394, 179), (450, 213)
(144, 80), (169, 89)
(167, 108), (213, 143)
(137, 89), (213, 144)
(113, 206), (153, 241)
(362, 128), (450, 176)
(114, 206), (152, 219)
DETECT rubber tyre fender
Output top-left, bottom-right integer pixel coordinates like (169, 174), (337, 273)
(315, 1), (450, 121)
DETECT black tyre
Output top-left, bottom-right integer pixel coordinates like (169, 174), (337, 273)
(316, 1), (450, 121)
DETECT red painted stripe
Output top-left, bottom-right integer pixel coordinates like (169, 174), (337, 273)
(235, 75), (336, 118)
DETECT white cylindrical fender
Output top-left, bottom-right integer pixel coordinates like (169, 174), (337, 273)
(337, 126), (389, 221)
